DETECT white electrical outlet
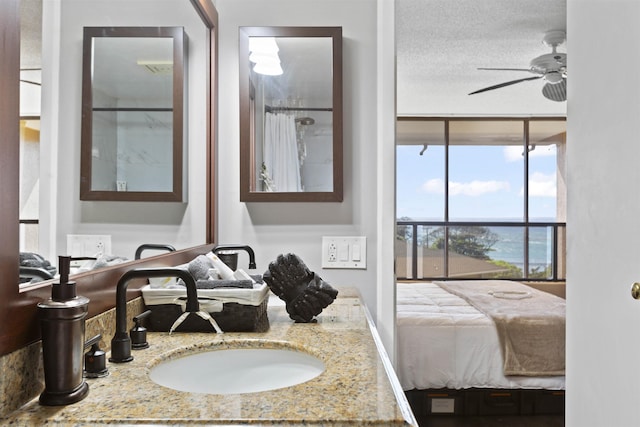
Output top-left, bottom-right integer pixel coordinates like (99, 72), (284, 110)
(430, 398), (455, 414)
(322, 236), (367, 269)
(328, 242), (337, 262)
(67, 235), (112, 258)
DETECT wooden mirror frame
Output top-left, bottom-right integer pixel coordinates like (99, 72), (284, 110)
(239, 26), (343, 202)
(80, 26), (186, 202)
(0, 0), (218, 357)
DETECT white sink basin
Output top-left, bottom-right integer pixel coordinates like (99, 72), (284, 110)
(148, 344), (325, 395)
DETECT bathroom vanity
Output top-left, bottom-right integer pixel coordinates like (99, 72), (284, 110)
(3, 289), (417, 426)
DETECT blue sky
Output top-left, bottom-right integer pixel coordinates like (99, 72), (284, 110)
(396, 144), (558, 221)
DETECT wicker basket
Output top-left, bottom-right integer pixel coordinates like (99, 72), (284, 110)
(141, 283), (270, 333)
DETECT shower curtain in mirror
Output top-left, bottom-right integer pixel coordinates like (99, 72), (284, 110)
(263, 112), (302, 192)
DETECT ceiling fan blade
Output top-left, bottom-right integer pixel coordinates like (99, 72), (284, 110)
(469, 76), (542, 95)
(542, 78), (567, 102)
(478, 67), (534, 72)
(20, 79), (41, 86)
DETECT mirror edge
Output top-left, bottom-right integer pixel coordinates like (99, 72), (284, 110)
(239, 26), (343, 203)
(0, 0), (21, 357)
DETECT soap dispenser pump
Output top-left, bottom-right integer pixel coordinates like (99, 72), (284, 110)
(37, 256), (90, 406)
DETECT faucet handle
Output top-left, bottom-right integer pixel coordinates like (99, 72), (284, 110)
(131, 310), (151, 350)
(84, 334), (108, 378)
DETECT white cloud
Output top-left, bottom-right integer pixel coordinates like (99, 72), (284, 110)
(521, 172), (556, 197)
(450, 180), (510, 196)
(422, 178), (510, 196)
(421, 178), (445, 194)
(504, 145), (558, 162)
(504, 146), (524, 162)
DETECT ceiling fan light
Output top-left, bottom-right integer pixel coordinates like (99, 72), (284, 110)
(545, 72), (563, 84)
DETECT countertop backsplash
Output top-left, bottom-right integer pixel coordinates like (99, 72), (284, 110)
(0, 298), (145, 417)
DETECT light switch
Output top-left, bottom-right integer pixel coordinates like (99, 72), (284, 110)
(352, 244), (361, 261)
(338, 244), (349, 262)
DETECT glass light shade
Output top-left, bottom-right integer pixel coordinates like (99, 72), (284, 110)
(253, 61), (283, 76)
(249, 52), (281, 64)
(248, 37), (279, 54)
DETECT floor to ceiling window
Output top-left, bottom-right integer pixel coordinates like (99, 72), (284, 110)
(396, 117), (566, 281)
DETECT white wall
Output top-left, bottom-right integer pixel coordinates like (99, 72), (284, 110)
(41, 0), (208, 262)
(215, 0), (385, 320)
(566, 1), (640, 425)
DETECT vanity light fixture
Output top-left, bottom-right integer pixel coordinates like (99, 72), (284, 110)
(253, 60), (283, 76)
(249, 37), (283, 76)
(248, 37), (279, 54)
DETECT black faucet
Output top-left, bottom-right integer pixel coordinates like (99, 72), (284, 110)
(134, 244), (176, 260)
(212, 244), (257, 269)
(109, 268), (199, 363)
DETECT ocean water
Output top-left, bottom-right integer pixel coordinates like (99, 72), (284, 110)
(487, 226), (554, 270)
(398, 219), (564, 273)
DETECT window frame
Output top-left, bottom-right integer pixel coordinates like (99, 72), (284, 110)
(396, 116), (567, 281)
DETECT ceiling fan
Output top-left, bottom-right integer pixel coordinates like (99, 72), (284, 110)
(469, 30), (567, 102)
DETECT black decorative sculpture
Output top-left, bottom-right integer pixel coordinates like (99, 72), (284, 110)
(263, 253), (338, 322)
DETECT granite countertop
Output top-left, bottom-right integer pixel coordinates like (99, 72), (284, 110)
(4, 289), (417, 426)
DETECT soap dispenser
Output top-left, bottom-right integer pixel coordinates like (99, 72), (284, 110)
(37, 256), (90, 406)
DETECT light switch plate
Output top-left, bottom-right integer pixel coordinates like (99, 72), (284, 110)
(321, 236), (367, 269)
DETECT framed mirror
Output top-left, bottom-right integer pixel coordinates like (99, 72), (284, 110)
(80, 26), (186, 202)
(239, 26), (343, 202)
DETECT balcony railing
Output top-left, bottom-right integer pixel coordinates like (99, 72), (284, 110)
(396, 221), (566, 281)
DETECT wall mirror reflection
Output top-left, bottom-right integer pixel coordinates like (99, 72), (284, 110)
(80, 26), (186, 202)
(239, 26), (343, 202)
(19, 0), (44, 283)
(15, 0), (213, 288)
(4, 0), (217, 360)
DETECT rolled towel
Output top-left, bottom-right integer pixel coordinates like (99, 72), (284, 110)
(196, 279), (254, 289)
(176, 255), (215, 287)
(188, 255), (216, 280)
(92, 254), (128, 270)
(233, 269), (256, 283)
(207, 253), (236, 280)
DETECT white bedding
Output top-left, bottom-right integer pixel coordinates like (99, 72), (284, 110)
(396, 282), (565, 391)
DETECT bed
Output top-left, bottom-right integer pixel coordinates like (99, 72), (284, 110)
(396, 281), (565, 392)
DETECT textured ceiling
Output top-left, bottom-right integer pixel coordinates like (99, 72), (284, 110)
(19, 1), (566, 116)
(20, 0), (42, 70)
(396, 0), (567, 116)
